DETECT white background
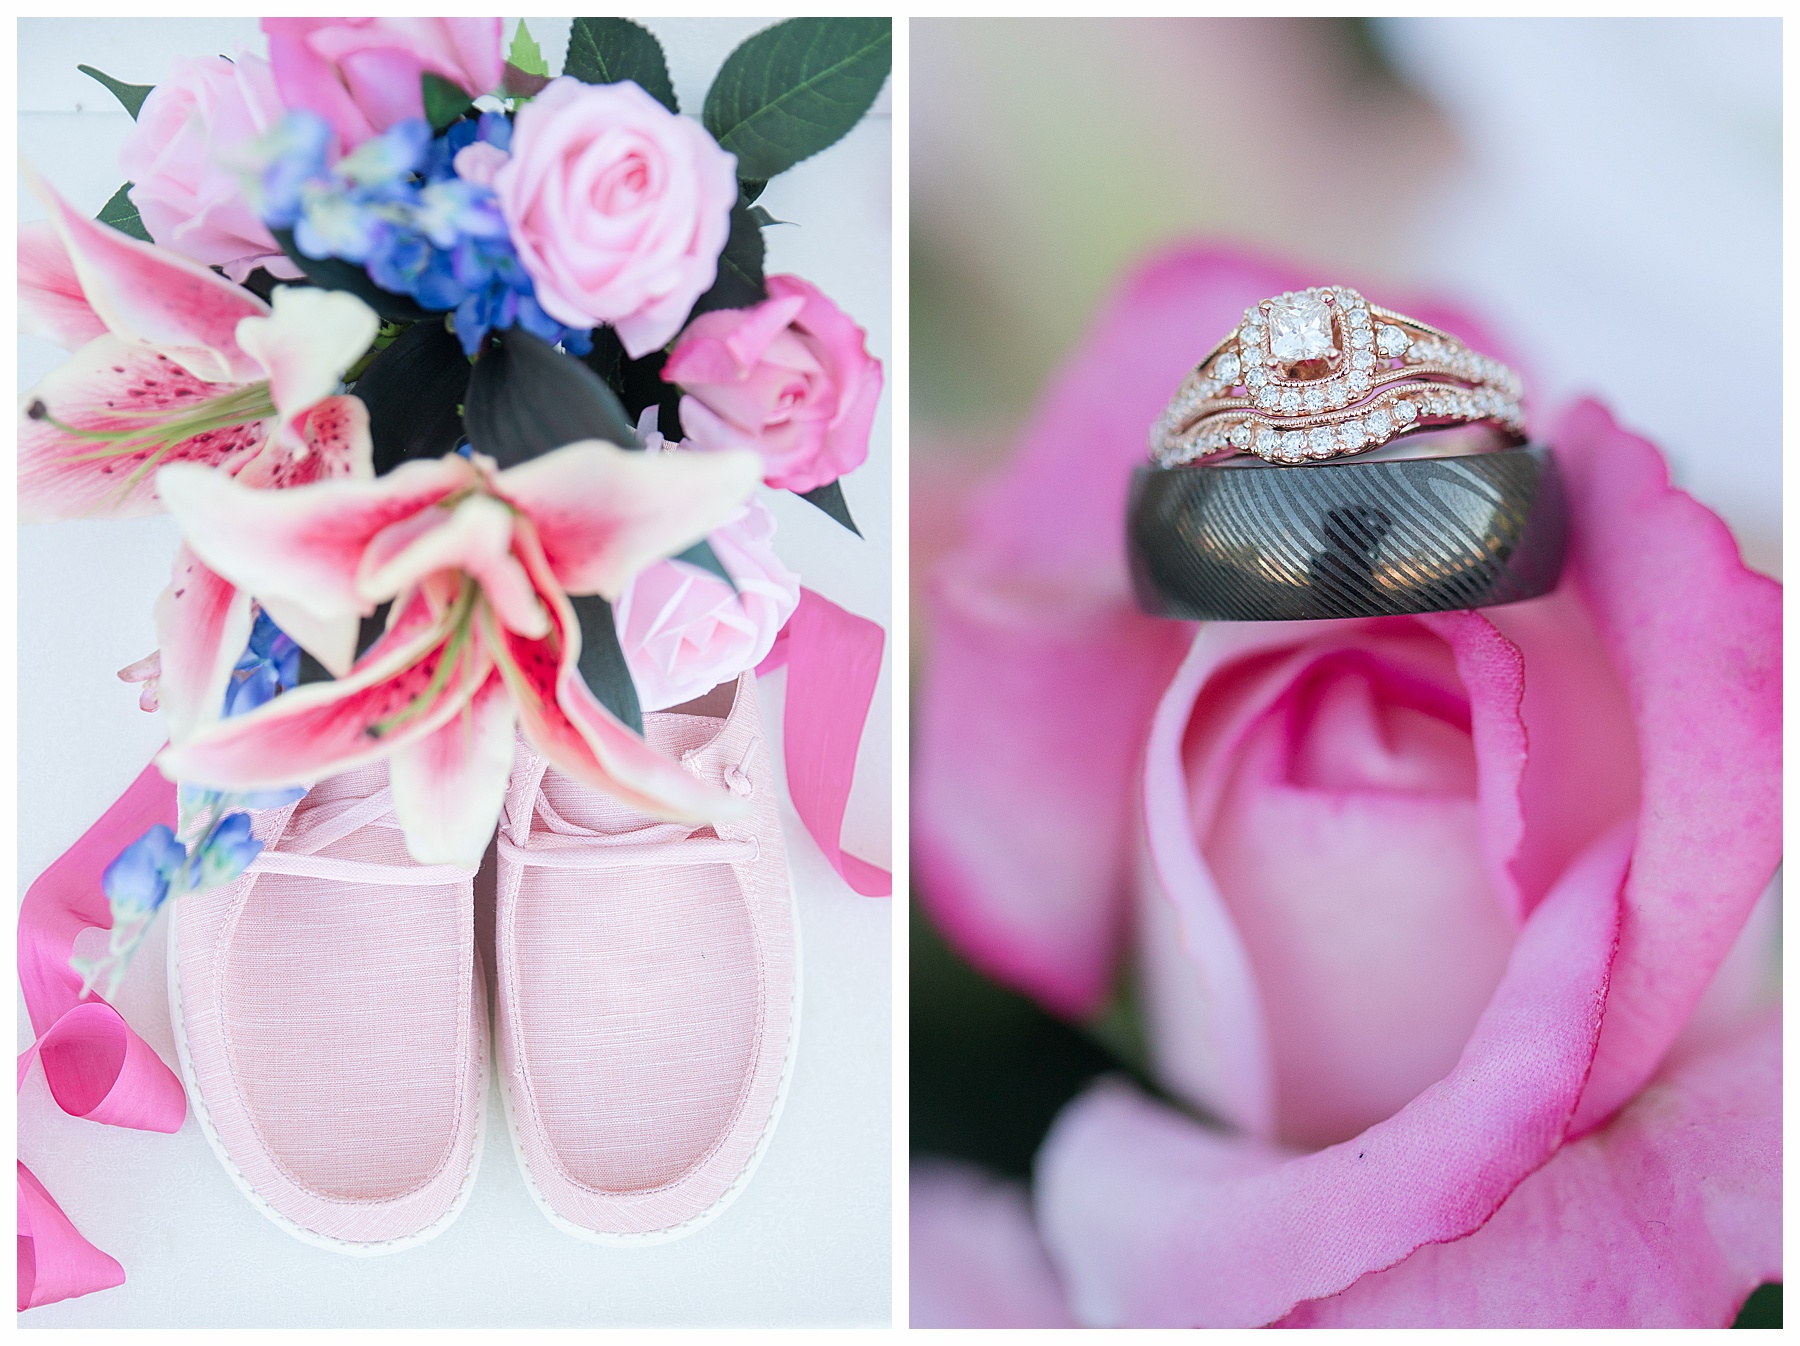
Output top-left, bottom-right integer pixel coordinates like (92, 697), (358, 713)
(17, 17), (892, 1327)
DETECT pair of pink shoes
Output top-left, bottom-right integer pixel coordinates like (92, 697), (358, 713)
(168, 674), (797, 1253)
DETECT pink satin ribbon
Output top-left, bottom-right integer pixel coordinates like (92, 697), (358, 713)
(758, 587), (892, 897)
(18, 760), (187, 1312)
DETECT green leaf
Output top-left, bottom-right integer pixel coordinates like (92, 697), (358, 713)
(96, 182), (151, 242)
(507, 19), (549, 77)
(703, 19), (890, 181)
(464, 327), (638, 469)
(685, 199), (766, 319)
(747, 205), (786, 229)
(565, 17), (678, 114)
(269, 227), (430, 323)
(798, 479), (861, 537)
(738, 178), (768, 205)
(671, 539), (736, 591)
(350, 319), (471, 476)
(77, 64), (153, 119)
(567, 595), (643, 734)
(421, 72), (474, 132)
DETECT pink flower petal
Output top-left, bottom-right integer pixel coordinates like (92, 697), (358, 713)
(19, 220), (106, 350)
(494, 440), (761, 600)
(914, 560), (1192, 1017)
(152, 545), (253, 743)
(156, 599), (489, 790)
(386, 670), (517, 866)
(1278, 1010), (1780, 1327)
(487, 520), (748, 823)
(1036, 821), (1631, 1327)
(155, 455), (473, 669)
(20, 335), (271, 522)
(231, 393), (373, 491)
(23, 159), (268, 384)
(911, 1159), (1075, 1328)
(1549, 402), (1783, 1134)
(232, 286), (378, 452)
(359, 493), (547, 638)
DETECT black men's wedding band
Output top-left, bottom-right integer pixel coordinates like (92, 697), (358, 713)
(1126, 443), (1567, 622)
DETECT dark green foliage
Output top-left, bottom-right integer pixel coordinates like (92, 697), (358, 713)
(565, 17), (678, 113)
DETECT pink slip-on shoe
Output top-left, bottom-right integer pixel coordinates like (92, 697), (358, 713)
(168, 760), (487, 1254)
(495, 672), (799, 1242)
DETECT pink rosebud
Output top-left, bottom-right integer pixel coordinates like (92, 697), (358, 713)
(665, 274), (883, 494)
(452, 140), (509, 188)
(493, 77), (739, 358)
(118, 50), (301, 283)
(614, 496), (800, 712)
(262, 18), (504, 152)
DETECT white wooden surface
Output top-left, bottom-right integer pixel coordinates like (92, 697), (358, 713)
(17, 17), (892, 1327)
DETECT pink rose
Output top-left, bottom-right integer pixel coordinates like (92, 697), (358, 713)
(666, 274), (883, 493)
(262, 18), (503, 152)
(912, 249), (1780, 1326)
(614, 492), (800, 713)
(494, 77), (738, 358)
(119, 50), (301, 283)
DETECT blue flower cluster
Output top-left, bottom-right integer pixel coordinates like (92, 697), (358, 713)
(100, 610), (307, 916)
(254, 111), (591, 357)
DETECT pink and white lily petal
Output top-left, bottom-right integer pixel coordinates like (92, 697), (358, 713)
(231, 393), (373, 491)
(1277, 1010), (1780, 1328)
(24, 159), (268, 384)
(20, 335), (272, 521)
(116, 650), (162, 713)
(358, 493), (547, 638)
(494, 440), (763, 599)
(233, 286), (379, 454)
(152, 546), (254, 742)
(157, 601), (490, 791)
(155, 456), (474, 672)
(488, 522), (747, 824)
(19, 221), (106, 350)
(386, 671), (518, 866)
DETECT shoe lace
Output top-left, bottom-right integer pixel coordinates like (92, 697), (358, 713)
(245, 785), (479, 886)
(498, 737), (761, 872)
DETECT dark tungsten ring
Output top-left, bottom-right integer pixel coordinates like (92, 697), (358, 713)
(1127, 443), (1567, 621)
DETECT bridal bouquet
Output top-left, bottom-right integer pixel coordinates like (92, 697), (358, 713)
(19, 18), (888, 1310)
(21, 17), (890, 993)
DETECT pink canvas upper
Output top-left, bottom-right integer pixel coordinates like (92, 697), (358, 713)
(171, 760), (486, 1247)
(495, 672), (797, 1236)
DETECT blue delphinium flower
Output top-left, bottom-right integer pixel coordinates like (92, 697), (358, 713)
(252, 109), (591, 356)
(190, 812), (263, 891)
(225, 609), (301, 718)
(101, 824), (186, 913)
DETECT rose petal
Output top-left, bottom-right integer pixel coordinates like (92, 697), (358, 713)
(1550, 402), (1784, 1134)
(911, 1158), (1075, 1328)
(1036, 821), (1631, 1327)
(1278, 1010), (1780, 1327)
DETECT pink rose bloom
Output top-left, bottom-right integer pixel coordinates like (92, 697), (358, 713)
(494, 77), (738, 358)
(912, 249), (1780, 1327)
(666, 274), (884, 493)
(262, 18), (503, 152)
(614, 490), (799, 713)
(119, 50), (301, 283)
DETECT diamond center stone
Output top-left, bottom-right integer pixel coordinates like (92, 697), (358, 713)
(1267, 295), (1335, 363)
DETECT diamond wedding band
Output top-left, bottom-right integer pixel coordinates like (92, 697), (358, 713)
(1149, 286), (1526, 467)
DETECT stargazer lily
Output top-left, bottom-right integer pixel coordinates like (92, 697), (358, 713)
(19, 162), (381, 740)
(154, 440), (765, 865)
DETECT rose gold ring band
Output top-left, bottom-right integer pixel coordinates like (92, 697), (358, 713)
(1148, 286), (1526, 467)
